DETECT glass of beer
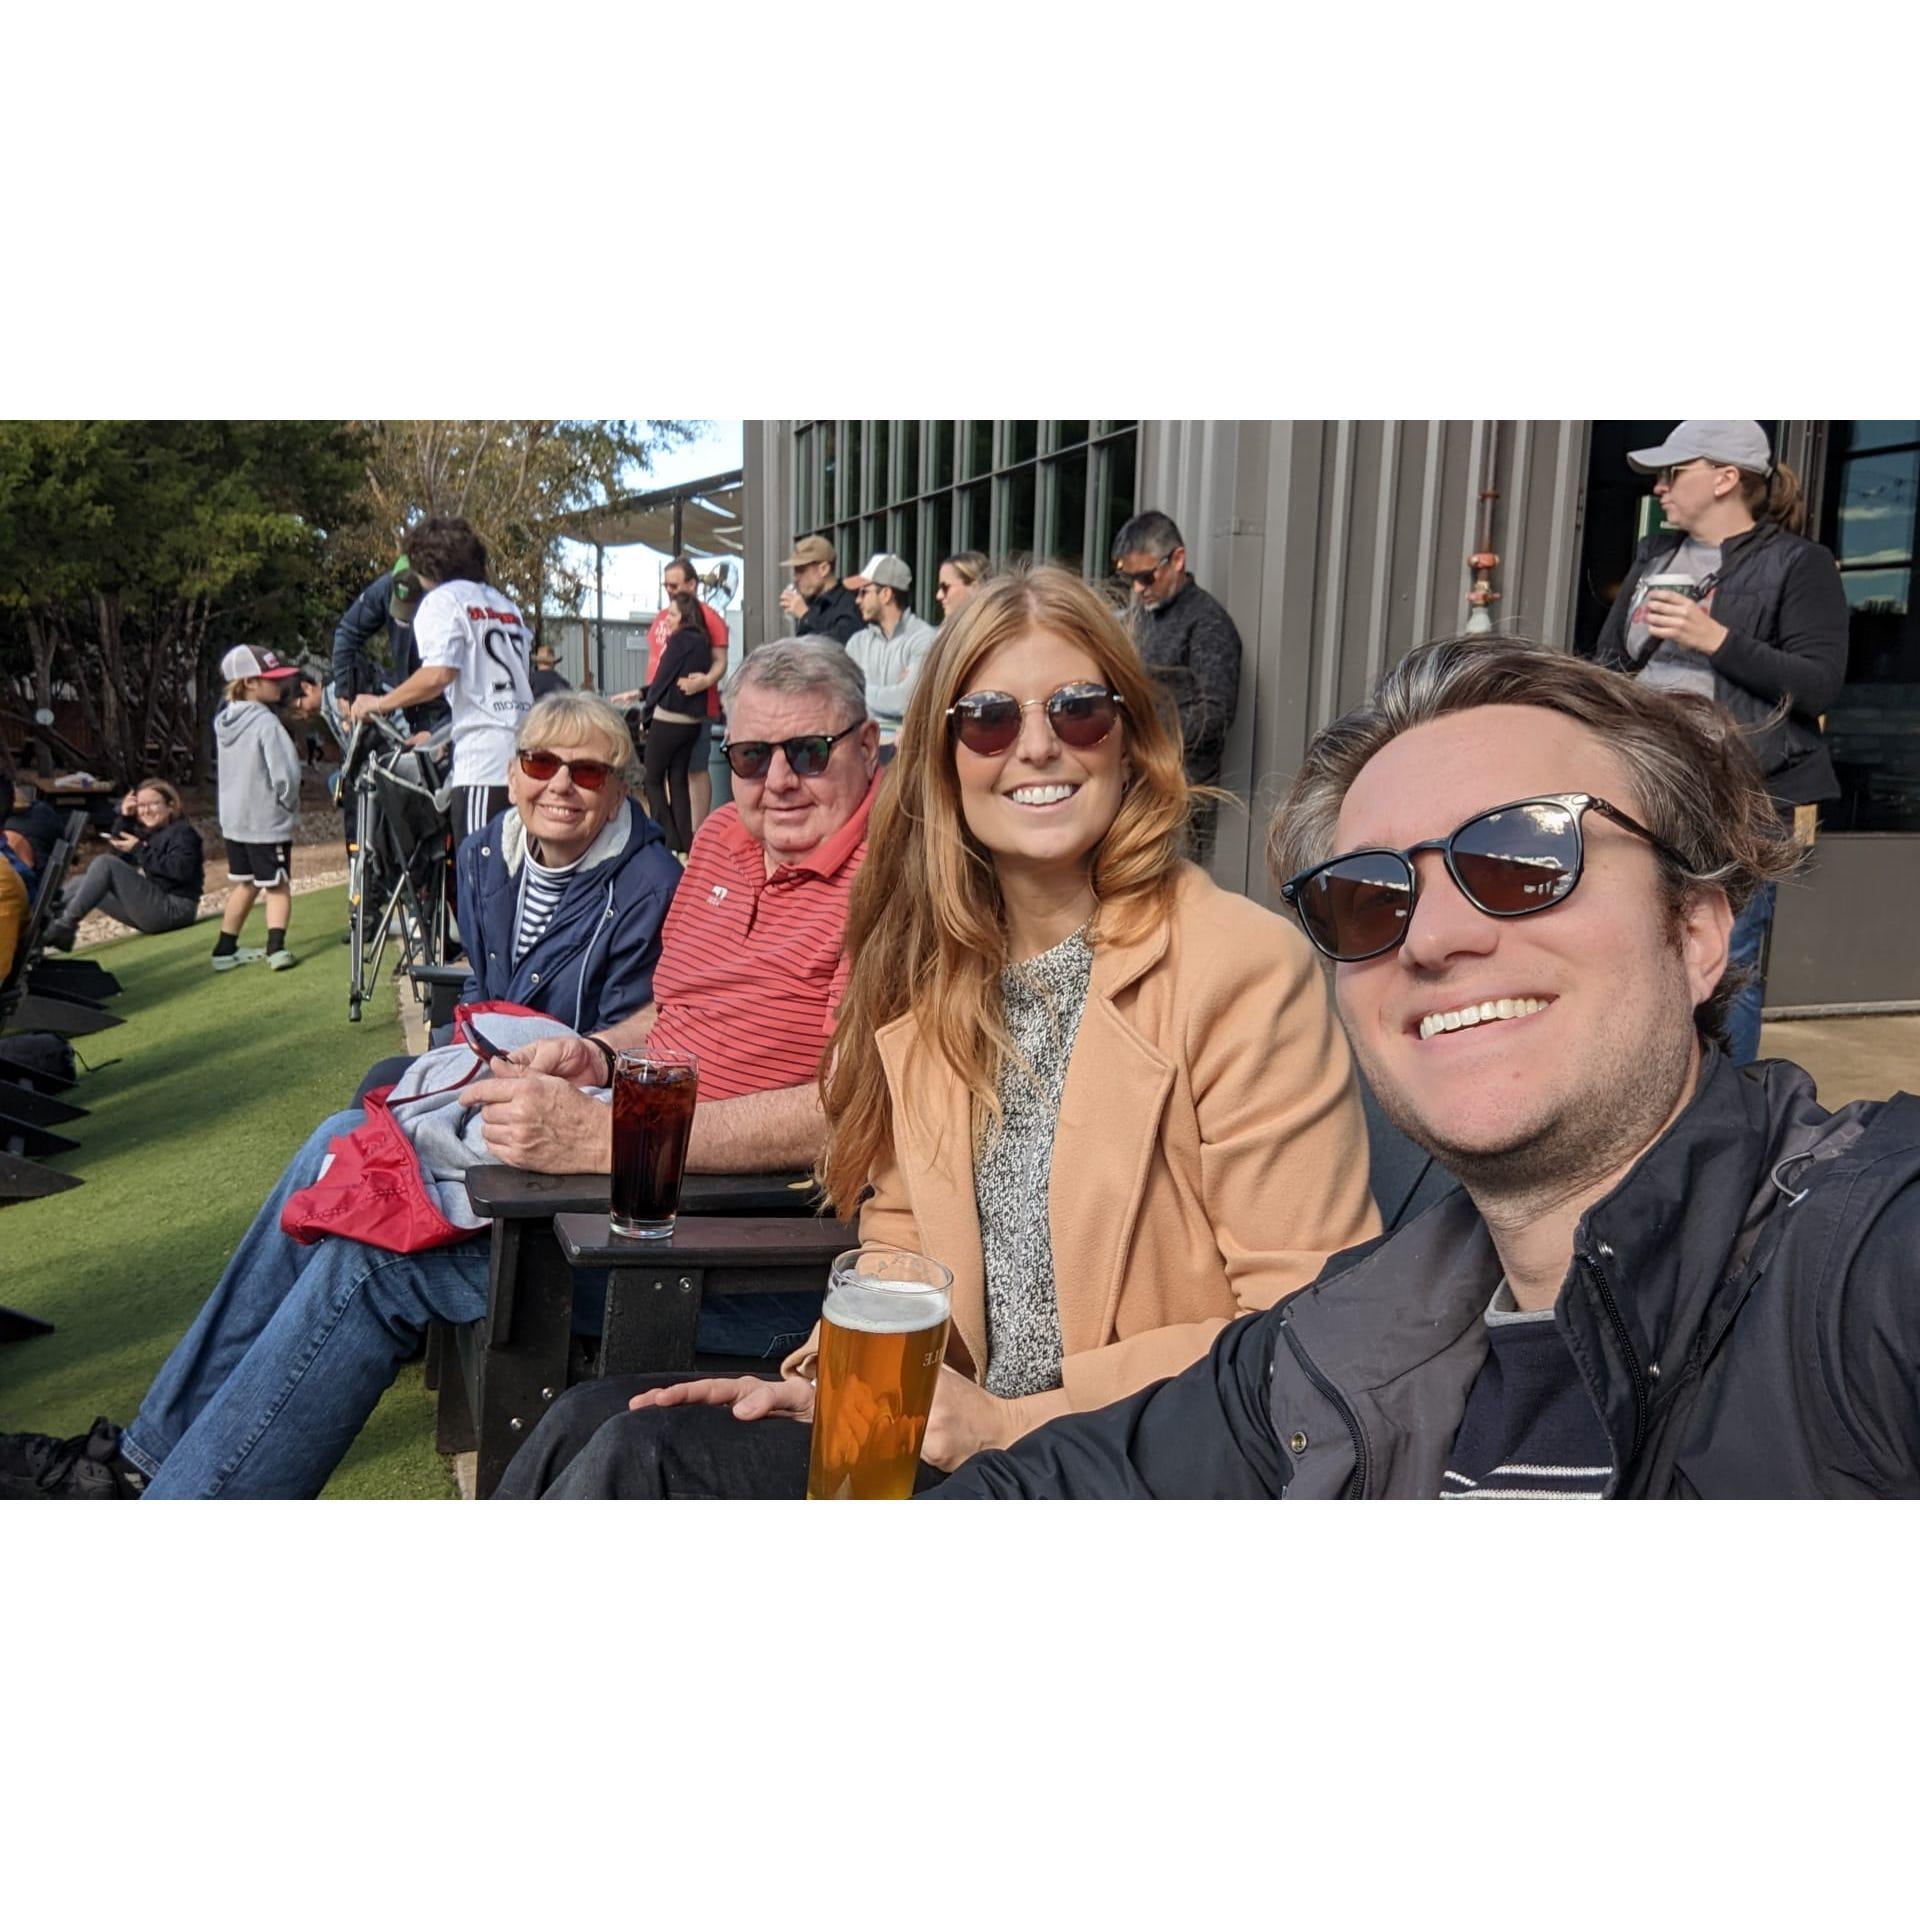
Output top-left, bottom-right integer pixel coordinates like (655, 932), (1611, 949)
(806, 1247), (954, 1500)
(609, 1047), (699, 1239)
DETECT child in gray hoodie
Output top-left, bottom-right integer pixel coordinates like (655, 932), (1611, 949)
(213, 644), (304, 972)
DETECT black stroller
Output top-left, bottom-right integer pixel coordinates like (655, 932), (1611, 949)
(320, 689), (458, 1022)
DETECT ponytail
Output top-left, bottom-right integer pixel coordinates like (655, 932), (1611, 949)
(1741, 459), (1807, 536)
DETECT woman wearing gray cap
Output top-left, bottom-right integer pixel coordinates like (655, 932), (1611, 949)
(1595, 420), (1848, 1065)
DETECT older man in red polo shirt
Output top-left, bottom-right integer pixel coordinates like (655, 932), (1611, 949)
(465, 637), (880, 1174)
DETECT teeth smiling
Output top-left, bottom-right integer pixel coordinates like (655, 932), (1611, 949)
(1008, 785), (1075, 806)
(1418, 997), (1549, 1041)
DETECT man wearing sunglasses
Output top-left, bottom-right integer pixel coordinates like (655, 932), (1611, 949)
(1111, 510), (1243, 865)
(1, 651), (884, 1498)
(923, 638), (1920, 1501)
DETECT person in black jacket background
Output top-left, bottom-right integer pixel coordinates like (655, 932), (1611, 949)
(776, 534), (864, 645)
(330, 559), (450, 736)
(638, 596), (713, 855)
(1594, 421), (1849, 1063)
(44, 780), (205, 948)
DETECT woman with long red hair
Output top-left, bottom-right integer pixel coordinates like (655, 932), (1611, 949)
(498, 564), (1379, 1497)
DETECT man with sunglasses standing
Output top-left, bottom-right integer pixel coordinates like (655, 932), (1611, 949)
(1594, 422), (1848, 1065)
(1111, 511), (1243, 866)
(921, 638), (1920, 1500)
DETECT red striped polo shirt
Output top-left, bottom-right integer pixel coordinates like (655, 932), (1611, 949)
(648, 773), (879, 1102)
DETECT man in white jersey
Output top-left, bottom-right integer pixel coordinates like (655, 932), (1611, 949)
(348, 515), (534, 839)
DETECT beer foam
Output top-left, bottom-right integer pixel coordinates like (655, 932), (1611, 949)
(823, 1277), (951, 1336)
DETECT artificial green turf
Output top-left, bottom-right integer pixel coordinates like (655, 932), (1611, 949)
(0, 885), (456, 1498)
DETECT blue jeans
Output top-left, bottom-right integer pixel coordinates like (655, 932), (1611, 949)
(121, 1111), (821, 1496)
(1725, 880), (1776, 1068)
(122, 1111), (493, 1498)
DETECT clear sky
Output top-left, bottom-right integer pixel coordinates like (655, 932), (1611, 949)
(550, 420), (744, 620)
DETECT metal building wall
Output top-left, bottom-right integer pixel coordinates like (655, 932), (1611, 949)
(1136, 421), (1588, 903)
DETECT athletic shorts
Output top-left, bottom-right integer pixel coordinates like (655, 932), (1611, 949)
(452, 784), (512, 841)
(226, 838), (292, 887)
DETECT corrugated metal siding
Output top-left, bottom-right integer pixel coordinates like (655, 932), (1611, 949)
(1137, 420), (1587, 901)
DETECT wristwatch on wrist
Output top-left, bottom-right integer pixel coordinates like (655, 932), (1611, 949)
(586, 1035), (618, 1087)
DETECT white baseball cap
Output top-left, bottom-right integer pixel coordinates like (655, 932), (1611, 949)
(219, 644), (301, 681)
(1627, 421), (1774, 475)
(847, 552), (911, 592)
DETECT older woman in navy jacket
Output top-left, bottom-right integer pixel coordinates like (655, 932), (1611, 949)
(354, 692), (679, 1100)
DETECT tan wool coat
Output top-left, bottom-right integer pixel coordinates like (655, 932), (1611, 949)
(786, 863), (1381, 1411)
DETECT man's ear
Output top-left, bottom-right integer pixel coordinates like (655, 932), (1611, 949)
(1680, 885), (1736, 1013)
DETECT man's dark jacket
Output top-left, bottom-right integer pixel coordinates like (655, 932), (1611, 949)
(331, 571), (452, 733)
(795, 581), (864, 647)
(1594, 522), (1849, 805)
(926, 1053), (1920, 1499)
(1131, 577), (1243, 786)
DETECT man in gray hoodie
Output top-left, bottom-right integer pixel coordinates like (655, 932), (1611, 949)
(844, 553), (937, 754)
(212, 643), (304, 972)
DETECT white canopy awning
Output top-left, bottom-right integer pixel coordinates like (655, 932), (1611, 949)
(554, 468), (745, 556)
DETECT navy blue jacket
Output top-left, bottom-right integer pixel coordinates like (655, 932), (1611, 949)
(455, 797), (680, 1034)
(332, 572), (452, 733)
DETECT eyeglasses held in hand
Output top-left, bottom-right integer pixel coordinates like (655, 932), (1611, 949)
(517, 749), (617, 791)
(721, 719), (864, 780)
(946, 682), (1125, 758)
(1279, 793), (1687, 963)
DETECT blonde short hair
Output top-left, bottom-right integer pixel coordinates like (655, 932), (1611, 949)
(518, 690), (637, 780)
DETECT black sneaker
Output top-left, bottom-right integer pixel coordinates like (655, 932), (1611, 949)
(0, 1417), (148, 1499)
(42, 921), (77, 952)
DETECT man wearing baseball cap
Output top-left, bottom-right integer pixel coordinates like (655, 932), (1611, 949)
(776, 535), (865, 645)
(212, 644), (306, 972)
(1594, 421), (1849, 1064)
(844, 552), (937, 752)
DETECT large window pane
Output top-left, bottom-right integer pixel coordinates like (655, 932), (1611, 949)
(895, 502), (919, 609)
(961, 478), (992, 550)
(1010, 421), (1039, 464)
(872, 423), (891, 508)
(1837, 421), (1920, 455)
(1095, 431), (1139, 572)
(901, 420), (921, 496)
(933, 421), (955, 487)
(1834, 451), (1919, 567)
(1049, 450), (1089, 566)
(820, 421), (837, 519)
(965, 421), (994, 478)
(844, 423), (862, 517)
(924, 489), (953, 555)
(1006, 464), (1037, 559)
(1055, 421), (1089, 450)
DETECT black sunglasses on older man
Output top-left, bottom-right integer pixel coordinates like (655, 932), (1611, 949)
(1279, 792), (1688, 963)
(721, 719), (864, 781)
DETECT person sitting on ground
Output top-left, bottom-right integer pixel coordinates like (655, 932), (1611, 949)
(351, 692), (680, 1099)
(920, 636), (1920, 1500)
(0, 640), (882, 1499)
(495, 564), (1379, 1499)
(212, 644), (304, 974)
(43, 781), (204, 950)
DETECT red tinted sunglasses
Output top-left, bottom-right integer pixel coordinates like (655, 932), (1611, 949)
(946, 682), (1125, 757)
(517, 749), (617, 792)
